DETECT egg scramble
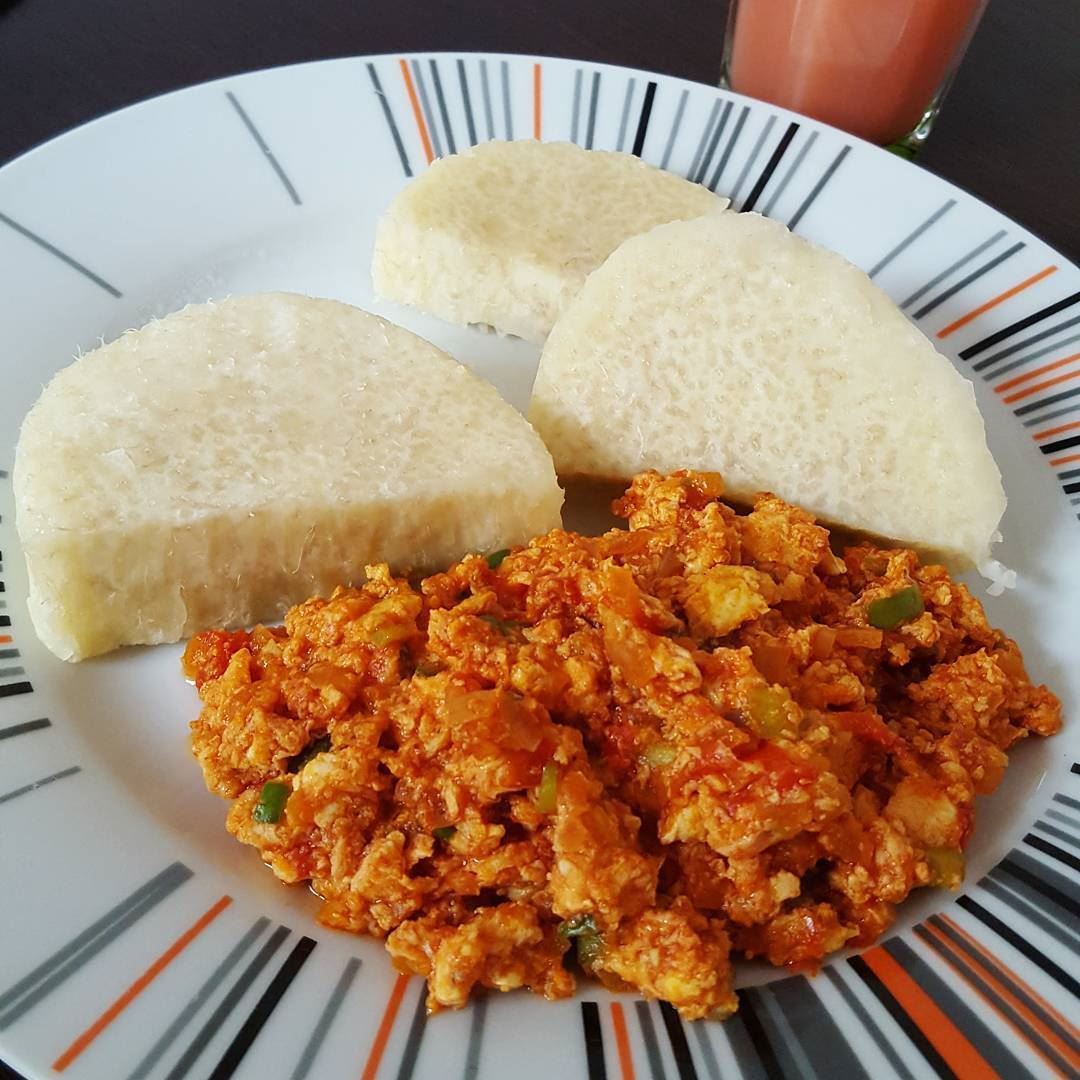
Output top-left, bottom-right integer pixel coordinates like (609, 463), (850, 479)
(185, 471), (1060, 1019)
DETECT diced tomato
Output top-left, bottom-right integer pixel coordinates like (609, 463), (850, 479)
(751, 639), (794, 685)
(834, 628), (884, 650)
(599, 565), (646, 620)
(810, 625), (836, 660)
(599, 719), (641, 777)
(742, 743), (819, 792)
(666, 737), (743, 787)
(819, 815), (870, 864)
(182, 629), (251, 688)
(681, 471), (725, 508)
(602, 624), (657, 689)
(833, 710), (901, 750)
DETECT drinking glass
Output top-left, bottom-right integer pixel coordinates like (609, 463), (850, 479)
(720, 0), (990, 154)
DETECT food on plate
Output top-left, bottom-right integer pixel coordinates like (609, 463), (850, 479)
(528, 211), (1006, 574)
(184, 470), (1059, 1020)
(371, 139), (726, 344)
(14, 292), (562, 661)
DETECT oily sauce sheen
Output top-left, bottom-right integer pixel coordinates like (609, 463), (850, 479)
(185, 471), (1060, 1020)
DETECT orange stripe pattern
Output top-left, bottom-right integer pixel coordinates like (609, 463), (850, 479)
(0, 635), (11, 645)
(360, 973), (410, 1080)
(533, 63), (542, 140)
(996, 351), (1080, 393)
(1050, 453), (1080, 467)
(927, 918), (1080, 1076)
(399, 59), (434, 165)
(937, 265), (1058, 339)
(53, 895), (232, 1072)
(1002, 366), (1080, 404)
(1035, 419), (1080, 441)
(861, 946), (998, 1080)
(938, 916), (1080, 1044)
(610, 1001), (636, 1080)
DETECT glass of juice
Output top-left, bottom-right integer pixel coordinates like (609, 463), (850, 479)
(720, 0), (990, 153)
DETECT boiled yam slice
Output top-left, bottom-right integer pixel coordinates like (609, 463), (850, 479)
(371, 140), (726, 344)
(14, 293), (562, 660)
(528, 212), (1005, 571)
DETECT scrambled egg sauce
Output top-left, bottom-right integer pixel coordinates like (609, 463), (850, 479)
(185, 471), (1060, 1020)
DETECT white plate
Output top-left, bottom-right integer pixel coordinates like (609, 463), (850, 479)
(0, 52), (1077, 1080)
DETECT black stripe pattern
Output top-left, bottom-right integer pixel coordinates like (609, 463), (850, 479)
(585, 71), (601, 149)
(824, 968), (917, 1080)
(1039, 432), (1080, 457)
(127, 917), (272, 1080)
(960, 289), (1080, 360)
(499, 59), (513, 140)
(358, 55), (856, 247)
(917, 918), (1080, 1078)
(734, 990), (785, 1078)
(395, 983), (429, 1080)
(457, 59), (478, 147)
(901, 229), (1006, 309)
(730, 114), (777, 204)
(463, 994), (488, 1080)
(287, 956), (360, 1080)
(411, 59), (443, 158)
(848, 954), (953, 1079)
(0, 862), (192, 1029)
(580, 1001), (607, 1080)
(886, 938), (1034, 1079)
(428, 59), (456, 156)
(164, 924), (291, 1080)
(689, 99), (725, 184)
(708, 103), (749, 192)
(740, 120), (799, 214)
(659, 1001), (698, 1080)
(225, 91), (301, 205)
(868, 199), (956, 279)
(995, 331), (1080, 384)
(635, 999), (666, 1078)
(659, 89), (690, 170)
(768, 976), (869, 1079)
(0, 211), (122, 297)
(911, 241), (1025, 320)
(0, 716), (49, 741)
(631, 81), (657, 157)
(615, 77), (636, 152)
(0, 765), (80, 806)
(981, 871), (1078, 959)
(207, 934), (317, 1080)
(479, 59), (496, 141)
(975, 312), (1080, 373)
(368, 62), (413, 178)
(787, 145), (850, 230)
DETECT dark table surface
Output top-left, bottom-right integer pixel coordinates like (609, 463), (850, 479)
(1, 0), (1078, 264)
(0, 1), (1077, 1077)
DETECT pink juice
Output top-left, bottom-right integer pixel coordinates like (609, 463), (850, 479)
(729, 0), (988, 145)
